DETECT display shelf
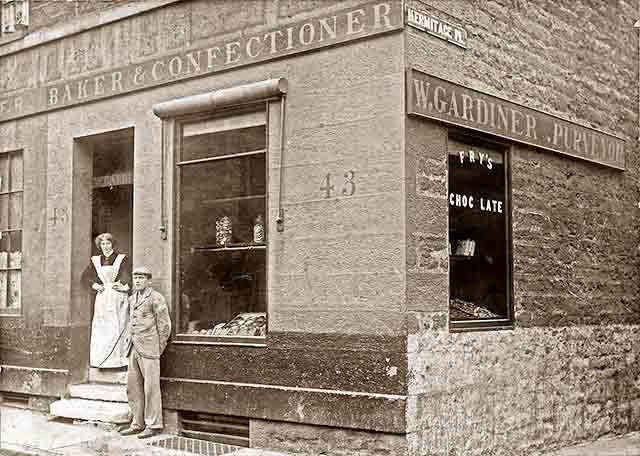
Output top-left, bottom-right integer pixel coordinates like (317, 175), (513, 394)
(190, 244), (266, 253)
(202, 194), (265, 205)
(449, 255), (477, 261)
(177, 148), (266, 166)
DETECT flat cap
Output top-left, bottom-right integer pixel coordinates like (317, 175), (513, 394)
(132, 266), (152, 277)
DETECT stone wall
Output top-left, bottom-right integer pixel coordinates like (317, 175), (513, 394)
(29, 0), (141, 33)
(406, 0), (640, 454)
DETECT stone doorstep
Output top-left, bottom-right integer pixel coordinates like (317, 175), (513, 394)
(89, 367), (128, 385)
(69, 383), (128, 403)
(50, 398), (131, 424)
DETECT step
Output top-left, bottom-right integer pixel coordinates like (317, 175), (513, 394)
(69, 383), (127, 403)
(50, 398), (130, 424)
(89, 367), (127, 385)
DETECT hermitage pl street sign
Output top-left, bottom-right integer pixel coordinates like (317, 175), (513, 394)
(408, 69), (626, 170)
(406, 7), (467, 48)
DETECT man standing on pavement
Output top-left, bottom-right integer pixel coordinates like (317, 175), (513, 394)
(119, 266), (171, 439)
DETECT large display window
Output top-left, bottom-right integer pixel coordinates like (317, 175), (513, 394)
(448, 135), (512, 330)
(176, 107), (268, 340)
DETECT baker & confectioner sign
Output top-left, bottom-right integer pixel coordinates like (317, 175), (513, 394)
(0, 1), (402, 123)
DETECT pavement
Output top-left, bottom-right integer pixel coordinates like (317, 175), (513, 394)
(0, 404), (638, 456)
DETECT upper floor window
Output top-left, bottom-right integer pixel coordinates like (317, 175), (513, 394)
(1, 0), (29, 35)
(0, 150), (22, 315)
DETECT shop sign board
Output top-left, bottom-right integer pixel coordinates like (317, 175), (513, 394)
(408, 68), (626, 170)
(0, 1), (403, 123)
(406, 7), (467, 48)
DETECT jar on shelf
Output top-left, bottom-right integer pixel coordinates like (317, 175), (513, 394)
(216, 216), (232, 246)
(253, 214), (265, 244)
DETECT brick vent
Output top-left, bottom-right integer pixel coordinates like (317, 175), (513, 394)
(149, 436), (242, 456)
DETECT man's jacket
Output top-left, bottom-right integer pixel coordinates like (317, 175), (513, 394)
(125, 287), (171, 359)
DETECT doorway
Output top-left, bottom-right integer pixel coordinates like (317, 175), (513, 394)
(88, 128), (134, 257)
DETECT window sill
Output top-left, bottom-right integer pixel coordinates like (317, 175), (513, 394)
(172, 334), (266, 347)
(0, 29), (27, 47)
(0, 311), (22, 317)
(449, 320), (514, 333)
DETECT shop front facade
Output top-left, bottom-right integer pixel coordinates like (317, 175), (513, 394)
(0, 0), (638, 455)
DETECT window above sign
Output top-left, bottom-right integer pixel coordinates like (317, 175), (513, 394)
(1, 0), (28, 36)
(448, 135), (513, 330)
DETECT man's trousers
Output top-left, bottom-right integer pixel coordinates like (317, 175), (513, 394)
(127, 346), (163, 429)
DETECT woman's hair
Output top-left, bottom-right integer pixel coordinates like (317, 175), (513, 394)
(94, 232), (116, 250)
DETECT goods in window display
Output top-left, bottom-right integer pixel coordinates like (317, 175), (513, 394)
(190, 312), (266, 336)
(454, 239), (475, 256)
(216, 216), (233, 246)
(450, 298), (501, 320)
(253, 214), (264, 244)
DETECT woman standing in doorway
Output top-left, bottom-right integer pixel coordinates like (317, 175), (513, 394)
(82, 233), (131, 368)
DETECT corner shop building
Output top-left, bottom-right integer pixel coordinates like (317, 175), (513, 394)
(0, 1), (638, 455)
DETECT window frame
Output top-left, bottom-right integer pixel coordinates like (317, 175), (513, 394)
(172, 102), (270, 345)
(1, 0), (28, 37)
(0, 148), (23, 317)
(447, 131), (514, 332)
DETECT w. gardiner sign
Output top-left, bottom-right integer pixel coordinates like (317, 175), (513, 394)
(408, 69), (625, 170)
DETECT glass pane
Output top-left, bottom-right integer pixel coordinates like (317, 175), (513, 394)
(0, 194), (8, 231)
(0, 154), (8, 193)
(0, 271), (7, 308)
(9, 192), (21, 229)
(9, 230), (21, 268)
(448, 138), (508, 321)
(180, 155), (266, 248)
(178, 115), (267, 337)
(10, 152), (23, 191)
(0, 232), (8, 269)
(8, 270), (20, 308)
(181, 125), (266, 162)
(179, 250), (266, 336)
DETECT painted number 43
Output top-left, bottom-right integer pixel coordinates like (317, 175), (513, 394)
(320, 171), (356, 198)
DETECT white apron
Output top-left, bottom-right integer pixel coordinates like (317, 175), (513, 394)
(90, 254), (129, 368)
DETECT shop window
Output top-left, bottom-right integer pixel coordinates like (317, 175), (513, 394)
(0, 150), (22, 315)
(177, 108), (267, 339)
(1, 0), (29, 35)
(448, 136), (512, 330)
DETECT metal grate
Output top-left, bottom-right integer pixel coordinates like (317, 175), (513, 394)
(149, 435), (242, 456)
(0, 391), (29, 407)
(180, 412), (249, 447)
